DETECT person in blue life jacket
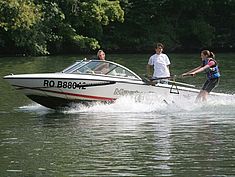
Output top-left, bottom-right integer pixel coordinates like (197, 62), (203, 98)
(182, 50), (220, 102)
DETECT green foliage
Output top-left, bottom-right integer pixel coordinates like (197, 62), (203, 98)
(0, 0), (124, 55)
(65, 0), (124, 44)
(72, 35), (100, 50)
(103, 0), (235, 52)
(0, 0), (47, 55)
(0, 0), (42, 31)
(0, 0), (235, 55)
(191, 20), (215, 47)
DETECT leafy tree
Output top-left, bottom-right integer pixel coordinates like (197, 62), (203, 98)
(0, 0), (124, 55)
(0, 0), (43, 54)
(1, 0), (235, 55)
(103, 0), (235, 52)
(57, 0), (124, 53)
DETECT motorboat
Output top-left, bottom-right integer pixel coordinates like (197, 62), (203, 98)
(3, 59), (225, 109)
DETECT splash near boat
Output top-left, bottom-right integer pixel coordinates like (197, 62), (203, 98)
(4, 59), (228, 110)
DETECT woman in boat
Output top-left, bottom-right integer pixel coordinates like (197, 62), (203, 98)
(97, 50), (106, 60)
(182, 50), (220, 102)
(94, 50), (109, 74)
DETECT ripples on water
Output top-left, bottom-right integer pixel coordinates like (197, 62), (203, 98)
(2, 93), (235, 176)
(1, 54), (235, 176)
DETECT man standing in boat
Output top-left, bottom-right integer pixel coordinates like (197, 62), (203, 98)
(146, 42), (171, 83)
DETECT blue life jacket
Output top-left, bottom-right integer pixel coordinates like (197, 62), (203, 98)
(202, 58), (220, 79)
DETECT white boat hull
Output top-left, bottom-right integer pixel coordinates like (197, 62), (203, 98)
(4, 73), (202, 109)
(4, 60), (226, 109)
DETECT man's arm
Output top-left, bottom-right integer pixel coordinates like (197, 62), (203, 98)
(146, 64), (153, 77)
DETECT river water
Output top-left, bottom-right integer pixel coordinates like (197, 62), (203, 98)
(0, 54), (235, 176)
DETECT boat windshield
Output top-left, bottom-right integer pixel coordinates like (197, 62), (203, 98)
(62, 60), (141, 80)
(61, 59), (88, 73)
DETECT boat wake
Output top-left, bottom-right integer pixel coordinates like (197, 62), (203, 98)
(65, 92), (235, 114)
(18, 103), (52, 115)
(18, 93), (235, 114)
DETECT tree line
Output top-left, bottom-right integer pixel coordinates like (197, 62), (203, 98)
(1, 0), (235, 56)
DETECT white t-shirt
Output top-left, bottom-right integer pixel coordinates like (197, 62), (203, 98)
(148, 53), (171, 78)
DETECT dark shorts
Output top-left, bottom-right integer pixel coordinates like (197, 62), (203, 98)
(202, 78), (219, 93)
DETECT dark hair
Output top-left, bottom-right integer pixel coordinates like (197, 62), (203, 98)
(209, 51), (215, 59)
(154, 42), (164, 49)
(201, 50), (210, 57)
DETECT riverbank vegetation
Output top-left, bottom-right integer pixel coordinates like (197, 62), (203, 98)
(1, 0), (235, 56)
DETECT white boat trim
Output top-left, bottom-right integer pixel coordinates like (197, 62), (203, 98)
(4, 59), (226, 109)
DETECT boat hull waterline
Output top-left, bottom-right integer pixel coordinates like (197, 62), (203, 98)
(3, 60), (224, 109)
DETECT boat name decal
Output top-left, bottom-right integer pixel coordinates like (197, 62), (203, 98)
(43, 80), (86, 89)
(114, 88), (140, 95)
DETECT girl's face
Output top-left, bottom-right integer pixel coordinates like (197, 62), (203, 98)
(98, 52), (105, 60)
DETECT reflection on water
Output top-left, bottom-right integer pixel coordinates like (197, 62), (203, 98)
(0, 55), (235, 176)
(1, 93), (235, 176)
